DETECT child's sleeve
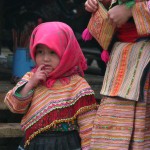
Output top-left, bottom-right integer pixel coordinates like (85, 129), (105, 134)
(77, 95), (97, 150)
(132, 1), (150, 36)
(4, 72), (33, 114)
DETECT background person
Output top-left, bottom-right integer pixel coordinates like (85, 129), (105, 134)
(85, 0), (150, 149)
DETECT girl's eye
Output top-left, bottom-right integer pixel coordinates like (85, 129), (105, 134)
(36, 49), (43, 54)
(50, 51), (56, 55)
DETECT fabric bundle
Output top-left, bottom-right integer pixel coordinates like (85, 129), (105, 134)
(82, 2), (116, 63)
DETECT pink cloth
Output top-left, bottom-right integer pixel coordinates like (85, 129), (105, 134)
(82, 28), (93, 41)
(30, 22), (87, 88)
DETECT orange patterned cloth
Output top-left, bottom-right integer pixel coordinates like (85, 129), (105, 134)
(100, 40), (150, 101)
(132, 1), (150, 36)
(87, 2), (115, 50)
(91, 74), (150, 149)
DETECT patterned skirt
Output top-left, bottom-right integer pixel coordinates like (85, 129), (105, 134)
(91, 70), (150, 150)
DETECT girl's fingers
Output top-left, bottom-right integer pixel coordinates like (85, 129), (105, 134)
(37, 65), (45, 71)
(43, 71), (49, 78)
(36, 65), (52, 79)
(38, 73), (47, 83)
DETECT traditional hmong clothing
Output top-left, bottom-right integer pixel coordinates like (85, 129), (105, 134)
(4, 22), (98, 150)
(90, 1), (150, 150)
(5, 73), (97, 149)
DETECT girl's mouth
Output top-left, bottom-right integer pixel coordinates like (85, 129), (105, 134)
(42, 65), (53, 73)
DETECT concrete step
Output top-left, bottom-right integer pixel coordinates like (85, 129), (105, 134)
(0, 93), (8, 110)
(0, 80), (14, 110)
(0, 123), (23, 138)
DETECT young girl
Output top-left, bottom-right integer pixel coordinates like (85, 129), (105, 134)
(85, 0), (150, 149)
(4, 22), (97, 150)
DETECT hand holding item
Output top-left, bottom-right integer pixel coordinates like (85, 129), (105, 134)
(85, 0), (98, 12)
(108, 4), (132, 28)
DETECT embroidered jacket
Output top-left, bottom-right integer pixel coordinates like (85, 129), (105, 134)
(4, 72), (98, 149)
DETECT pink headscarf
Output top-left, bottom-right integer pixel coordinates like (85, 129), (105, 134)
(30, 22), (87, 88)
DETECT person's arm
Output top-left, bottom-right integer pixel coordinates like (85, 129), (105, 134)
(19, 64), (48, 96)
(4, 64), (50, 113)
(132, 1), (150, 36)
(77, 95), (97, 150)
(4, 72), (34, 114)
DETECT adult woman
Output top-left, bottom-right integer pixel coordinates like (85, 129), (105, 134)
(85, 0), (150, 149)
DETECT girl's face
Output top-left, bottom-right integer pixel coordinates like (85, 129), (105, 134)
(35, 44), (60, 73)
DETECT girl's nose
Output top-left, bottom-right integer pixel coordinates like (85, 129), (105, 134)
(43, 54), (50, 61)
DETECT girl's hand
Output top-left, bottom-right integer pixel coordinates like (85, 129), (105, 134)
(108, 4), (132, 28)
(85, 0), (99, 12)
(19, 65), (52, 96)
(28, 65), (51, 88)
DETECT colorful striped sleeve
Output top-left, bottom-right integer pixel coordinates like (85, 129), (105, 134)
(77, 96), (97, 150)
(4, 72), (33, 114)
(132, 1), (150, 36)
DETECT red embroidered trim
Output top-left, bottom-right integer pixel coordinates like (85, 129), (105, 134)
(25, 95), (97, 146)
